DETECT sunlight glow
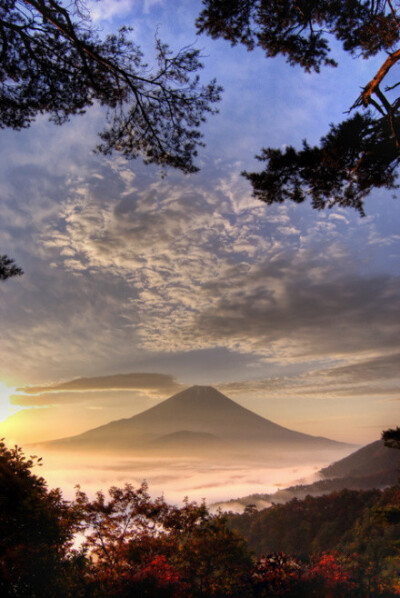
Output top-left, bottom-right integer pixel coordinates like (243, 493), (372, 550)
(0, 382), (20, 422)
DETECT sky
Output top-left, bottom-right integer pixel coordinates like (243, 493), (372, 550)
(0, 0), (399, 452)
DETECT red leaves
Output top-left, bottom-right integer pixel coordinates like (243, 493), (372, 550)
(308, 552), (351, 584)
(253, 550), (400, 597)
(131, 555), (188, 598)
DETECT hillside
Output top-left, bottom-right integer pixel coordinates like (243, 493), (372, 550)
(213, 438), (400, 511)
(225, 486), (400, 559)
(320, 439), (400, 479)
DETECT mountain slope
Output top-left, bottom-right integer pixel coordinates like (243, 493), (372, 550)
(212, 438), (400, 512)
(320, 439), (400, 479)
(45, 385), (351, 453)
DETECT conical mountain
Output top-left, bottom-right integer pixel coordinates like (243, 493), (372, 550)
(46, 385), (350, 453)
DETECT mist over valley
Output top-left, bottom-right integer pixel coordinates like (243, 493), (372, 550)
(32, 386), (356, 505)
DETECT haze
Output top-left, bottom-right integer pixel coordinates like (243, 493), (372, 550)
(1, 386), (354, 506)
(34, 449), (338, 506)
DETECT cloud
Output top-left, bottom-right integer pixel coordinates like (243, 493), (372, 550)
(34, 156), (400, 368)
(217, 350), (400, 403)
(321, 353), (400, 382)
(35, 450), (327, 505)
(18, 373), (182, 396)
(11, 373), (184, 410)
(20, 372), (180, 393)
(193, 268), (400, 362)
(86, 0), (134, 22)
(3, 145), (399, 386)
(1, 103), (400, 394)
(10, 388), (161, 408)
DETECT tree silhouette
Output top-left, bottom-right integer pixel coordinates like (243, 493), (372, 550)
(0, 255), (23, 281)
(0, 440), (83, 597)
(2, 0), (221, 172)
(382, 427), (400, 450)
(75, 482), (254, 597)
(197, 0), (400, 213)
(1, 0), (222, 278)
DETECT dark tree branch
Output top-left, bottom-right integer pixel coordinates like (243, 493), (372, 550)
(0, 255), (23, 281)
(0, 0), (221, 172)
(354, 47), (400, 108)
(197, 0), (400, 212)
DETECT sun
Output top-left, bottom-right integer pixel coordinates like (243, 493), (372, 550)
(0, 382), (19, 423)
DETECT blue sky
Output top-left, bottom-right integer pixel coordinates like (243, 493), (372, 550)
(0, 0), (399, 446)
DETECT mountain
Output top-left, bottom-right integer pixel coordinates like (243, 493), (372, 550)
(148, 430), (225, 453)
(212, 438), (400, 512)
(43, 385), (351, 456)
(320, 439), (400, 479)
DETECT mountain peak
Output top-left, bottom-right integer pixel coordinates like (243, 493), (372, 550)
(161, 385), (238, 410)
(173, 385), (229, 398)
(45, 384), (352, 454)
(178, 385), (224, 394)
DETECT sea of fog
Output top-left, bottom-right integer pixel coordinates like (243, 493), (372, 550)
(34, 447), (351, 510)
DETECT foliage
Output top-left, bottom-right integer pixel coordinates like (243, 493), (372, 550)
(383, 427), (400, 450)
(197, 0), (400, 213)
(0, 0), (222, 280)
(253, 551), (400, 597)
(227, 488), (383, 558)
(2, 440), (400, 597)
(75, 482), (254, 597)
(0, 255), (23, 281)
(1, 0), (221, 174)
(122, 555), (187, 598)
(0, 440), (84, 597)
(243, 113), (398, 216)
(228, 484), (400, 596)
(252, 553), (303, 597)
(341, 486), (400, 585)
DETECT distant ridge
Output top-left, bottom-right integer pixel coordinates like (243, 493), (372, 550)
(320, 439), (400, 480)
(44, 385), (352, 455)
(212, 438), (400, 512)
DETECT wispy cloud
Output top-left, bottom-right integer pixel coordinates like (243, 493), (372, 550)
(86, 0), (134, 22)
(17, 373), (182, 399)
(32, 156), (400, 371)
(2, 133), (399, 388)
(218, 350), (400, 403)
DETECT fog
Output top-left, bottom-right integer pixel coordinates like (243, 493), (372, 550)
(33, 447), (351, 508)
